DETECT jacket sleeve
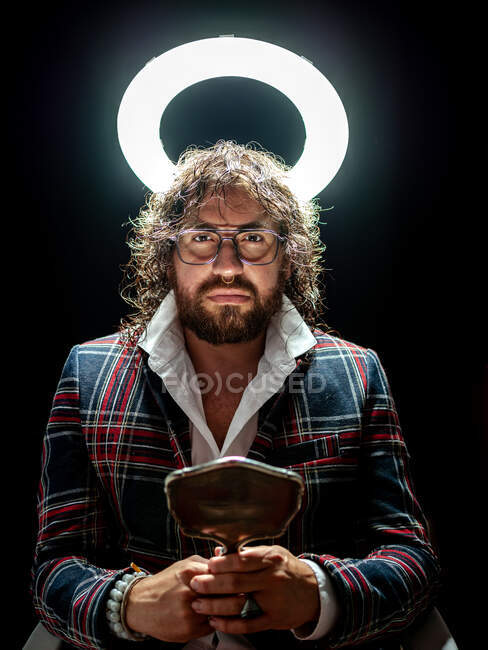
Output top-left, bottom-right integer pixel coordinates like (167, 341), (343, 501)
(299, 348), (441, 647)
(31, 346), (134, 649)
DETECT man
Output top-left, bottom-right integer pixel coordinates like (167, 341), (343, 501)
(32, 141), (440, 649)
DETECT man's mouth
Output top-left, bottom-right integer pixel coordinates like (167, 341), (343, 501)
(206, 290), (251, 304)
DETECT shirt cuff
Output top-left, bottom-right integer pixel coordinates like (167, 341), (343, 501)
(292, 558), (341, 641)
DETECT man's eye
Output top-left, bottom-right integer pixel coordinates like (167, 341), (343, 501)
(244, 233), (263, 242)
(193, 234), (213, 242)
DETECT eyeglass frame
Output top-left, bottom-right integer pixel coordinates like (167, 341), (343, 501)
(169, 228), (287, 266)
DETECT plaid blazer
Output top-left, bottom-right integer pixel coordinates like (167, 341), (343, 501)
(32, 331), (440, 649)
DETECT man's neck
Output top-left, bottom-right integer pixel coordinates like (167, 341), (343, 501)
(183, 327), (266, 378)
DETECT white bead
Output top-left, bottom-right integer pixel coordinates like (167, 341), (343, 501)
(122, 573), (135, 583)
(113, 622), (123, 634)
(106, 610), (120, 623)
(109, 588), (123, 601)
(115, 580), (127, 592)
(107, 599), (121, 612)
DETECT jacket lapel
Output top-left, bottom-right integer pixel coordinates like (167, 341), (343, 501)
(247, 383), (288, 462)
(247, 354), (311, 464)
(141, 360), (192, 469)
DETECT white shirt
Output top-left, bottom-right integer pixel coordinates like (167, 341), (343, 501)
(138, 290), (340, 649)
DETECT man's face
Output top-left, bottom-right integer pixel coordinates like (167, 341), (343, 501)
(171, 186), (290, 345)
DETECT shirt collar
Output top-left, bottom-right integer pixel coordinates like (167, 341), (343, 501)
(138, 289), (317, 368)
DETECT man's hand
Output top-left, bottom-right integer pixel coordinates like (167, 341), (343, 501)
(124, 555), (214, 643)
(188, 545), (320, 635)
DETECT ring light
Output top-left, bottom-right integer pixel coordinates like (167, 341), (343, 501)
(117, 36), (348, 200)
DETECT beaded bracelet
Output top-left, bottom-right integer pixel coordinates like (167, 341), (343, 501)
(106, 566), (149, 641)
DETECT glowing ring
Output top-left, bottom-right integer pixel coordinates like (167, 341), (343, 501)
(117, 36), (348, 200)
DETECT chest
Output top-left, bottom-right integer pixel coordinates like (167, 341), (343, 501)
(201, 391), (243, 449)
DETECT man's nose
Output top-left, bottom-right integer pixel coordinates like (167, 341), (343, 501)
(211, 238), (243, 276)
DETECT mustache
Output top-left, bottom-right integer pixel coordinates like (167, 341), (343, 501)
(197, 276), (257, 297)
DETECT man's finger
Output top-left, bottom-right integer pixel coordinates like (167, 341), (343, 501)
(190, 572), (264, 595)
(208, 549), (278, 574)
(191, 595), (247, 617)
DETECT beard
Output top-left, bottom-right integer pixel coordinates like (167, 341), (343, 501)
(172, 267), (288, 345)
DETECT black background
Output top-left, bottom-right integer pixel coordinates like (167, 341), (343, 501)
(10, 1), (485, 648)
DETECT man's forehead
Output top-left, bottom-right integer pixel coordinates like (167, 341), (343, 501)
(193, 188), (273, 228)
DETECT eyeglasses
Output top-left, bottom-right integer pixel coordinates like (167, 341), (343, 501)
(170, 228), (286, 266)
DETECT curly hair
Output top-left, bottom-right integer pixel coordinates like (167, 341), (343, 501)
(119, 140), (331, 344)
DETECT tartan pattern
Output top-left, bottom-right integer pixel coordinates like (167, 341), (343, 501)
(32, 331), (440, 649)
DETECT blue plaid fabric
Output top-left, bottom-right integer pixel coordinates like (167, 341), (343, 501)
(31, 331), (440, 648)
